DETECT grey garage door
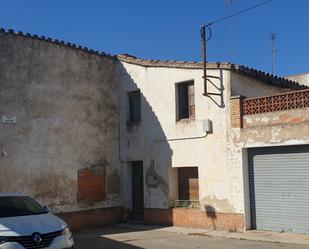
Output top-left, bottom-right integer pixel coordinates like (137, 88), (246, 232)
(248, 145), (309, 233)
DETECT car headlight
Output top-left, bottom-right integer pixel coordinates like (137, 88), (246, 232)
(62, 227), (73, 239)
(0, 236), (7, 244)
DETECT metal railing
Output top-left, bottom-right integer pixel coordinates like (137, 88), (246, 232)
(173, 200), (200, 209)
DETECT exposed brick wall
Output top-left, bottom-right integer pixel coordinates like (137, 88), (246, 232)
(144, 208), (244, 232)
(144, 208), (173, 226)
(172, 208), (244, 232)
(56, 207), (123, 231)
(230, 96), (244, 128)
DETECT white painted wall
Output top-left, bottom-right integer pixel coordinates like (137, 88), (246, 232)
(118, 61), (245, 214)
(286, 73), (309, 86)
(118, 60), (306, 220)
(231, 72), (291, 98)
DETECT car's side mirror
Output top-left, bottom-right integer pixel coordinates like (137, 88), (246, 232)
(44, 206), (50, 213)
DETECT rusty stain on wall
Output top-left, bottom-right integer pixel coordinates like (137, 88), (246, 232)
(78, 161), (107, 202)
(279, 114), (303, 123)
(243, 108), (309, 128)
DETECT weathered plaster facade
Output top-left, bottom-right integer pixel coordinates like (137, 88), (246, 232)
(1, 29), (308, 232)
(229, 110), (309, 230)
(118, 62), (233, 213)
(0, 32), (121, 221)
(118, 54), (308, 231)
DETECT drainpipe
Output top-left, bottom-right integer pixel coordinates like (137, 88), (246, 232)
(116, 61), (125, 163)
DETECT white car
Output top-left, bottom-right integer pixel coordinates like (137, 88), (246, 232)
(0, 193), (74, 249)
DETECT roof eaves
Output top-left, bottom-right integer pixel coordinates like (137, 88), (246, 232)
(0, 28), (116, 60)
(117, 54), (233, 70)
(118, 54), (306, 90)
(233, 65), (307, 90)
(0, 29), (306, 91)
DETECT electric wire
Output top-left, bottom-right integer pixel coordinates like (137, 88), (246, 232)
(207, 0), (273, 26)
(201, 0), (274, 41)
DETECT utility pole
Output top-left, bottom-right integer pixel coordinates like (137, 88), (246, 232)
(201, 25), (207, 95)
(271, 32), (276, 75)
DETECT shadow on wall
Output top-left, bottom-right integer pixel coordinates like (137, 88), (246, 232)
(206, 70), (225, 108)
(205, 205), (217, 230)
(0, 32), (121, 214)
(118, 63), (174, 215)
(118, 64), (240, 232)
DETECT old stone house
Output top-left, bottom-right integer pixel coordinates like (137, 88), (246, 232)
(1, 29), (309, 233)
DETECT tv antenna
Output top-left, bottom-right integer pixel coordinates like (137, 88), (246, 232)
(226, 0), (233, 61)
(201, 0), (273, 96)
(271, 32), (276, 75)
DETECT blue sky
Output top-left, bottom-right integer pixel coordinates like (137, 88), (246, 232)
(0, 0), (308, 76)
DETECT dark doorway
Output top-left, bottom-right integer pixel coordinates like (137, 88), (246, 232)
(131, 161), (144, 221)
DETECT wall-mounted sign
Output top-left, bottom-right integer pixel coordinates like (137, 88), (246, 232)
(2, 115), (16, 124)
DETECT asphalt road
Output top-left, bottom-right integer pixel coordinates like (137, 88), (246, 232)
(74, 226), (308, 249)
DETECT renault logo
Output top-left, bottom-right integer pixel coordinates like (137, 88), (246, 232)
(32, 233), (43, 246)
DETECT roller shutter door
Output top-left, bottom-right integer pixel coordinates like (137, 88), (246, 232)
(248, 145), (309, 233)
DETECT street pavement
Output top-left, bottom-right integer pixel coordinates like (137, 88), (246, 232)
(74, 225), (309, 249)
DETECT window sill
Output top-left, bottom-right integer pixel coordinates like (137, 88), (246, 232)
(176, 118), (196, 123)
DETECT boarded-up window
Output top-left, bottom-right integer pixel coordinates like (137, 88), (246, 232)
(177, 81), (195, 119)
(129, 90), (141, 123)
(178, 167), (199, 200)
(78, 168), (106, 202)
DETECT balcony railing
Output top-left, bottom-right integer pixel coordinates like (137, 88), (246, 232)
(173, 200), (200, 209)
(242, 89), (309, 115)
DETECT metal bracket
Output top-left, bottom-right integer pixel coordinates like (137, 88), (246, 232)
(203, 92), (221, 96)
(202, 75), (221, 96)
(204, 75), (220, 80)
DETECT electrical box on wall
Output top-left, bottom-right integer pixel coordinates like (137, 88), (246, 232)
(203, 119), (213, 134)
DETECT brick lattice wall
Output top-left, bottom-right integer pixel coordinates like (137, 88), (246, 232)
(243, 89), (309, 115)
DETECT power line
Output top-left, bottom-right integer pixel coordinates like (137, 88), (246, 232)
(200, 0), (274, 96)
(207, 0), (273, 26)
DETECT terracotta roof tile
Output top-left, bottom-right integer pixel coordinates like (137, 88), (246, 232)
(117, 54), (306, 90)
(0, 27), (115, 60)
(0, 28), (306, 91)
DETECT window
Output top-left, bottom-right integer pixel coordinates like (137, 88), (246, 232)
(178, 167), (199, 201)
(128, 90), (141, 123)
(177, 81), (195, 120)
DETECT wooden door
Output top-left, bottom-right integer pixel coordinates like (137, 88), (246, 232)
(132, 161), (144, 212)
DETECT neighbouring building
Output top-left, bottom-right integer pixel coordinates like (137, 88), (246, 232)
(1, 29), (309, 233)
(286, 72), (309, 86)
(0, 29), (122, 231)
